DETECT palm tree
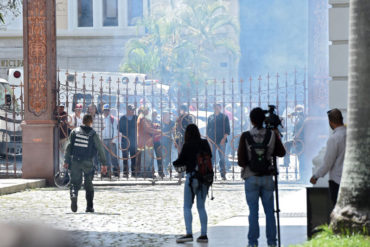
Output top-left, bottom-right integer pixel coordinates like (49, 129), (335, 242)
(120, 0), (239, 87)
(330, 0), (370, 234)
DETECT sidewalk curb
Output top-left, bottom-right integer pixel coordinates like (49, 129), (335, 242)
(0, 179), (46, 196)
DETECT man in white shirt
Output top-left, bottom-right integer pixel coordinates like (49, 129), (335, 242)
(102, 104), (119, 177)
(69, 103), (84, 129)
(310, 108), (346, 205)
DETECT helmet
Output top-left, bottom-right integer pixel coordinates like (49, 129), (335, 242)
(54, 169), (71, 189)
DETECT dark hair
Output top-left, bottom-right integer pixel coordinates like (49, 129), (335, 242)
(250, 107), (265, 128)
(327, 108), (343, 125)
(88, 104), (98, 115)
(184, 124), (201, 143)
(83, 114), (93, 125)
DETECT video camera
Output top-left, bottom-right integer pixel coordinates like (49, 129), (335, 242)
(263, 105), (283, 135)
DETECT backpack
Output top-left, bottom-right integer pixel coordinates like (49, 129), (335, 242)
(245, 129), (273, 175)
(71, 127), (97, 161)
(195, 151), (214, 187)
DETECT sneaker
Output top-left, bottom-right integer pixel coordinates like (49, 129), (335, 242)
(71, 196), (77, 213)
(176, 234), (193, 243)
(197, 235), (208, 243)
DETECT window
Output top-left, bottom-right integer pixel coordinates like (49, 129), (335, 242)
(78, 0), (93, 27)
(128, 0), (143, 26)
(103, 0), (118, 26)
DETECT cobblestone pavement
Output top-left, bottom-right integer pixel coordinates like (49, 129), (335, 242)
(0, 183), (306, 247)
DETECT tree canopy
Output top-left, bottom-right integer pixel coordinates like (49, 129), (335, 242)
(0, 0), (21, 24)
(120, 0), (240, 87)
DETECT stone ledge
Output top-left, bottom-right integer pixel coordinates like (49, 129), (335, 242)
(0, 179), (46, 196)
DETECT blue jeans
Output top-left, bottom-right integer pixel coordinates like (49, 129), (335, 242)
(184, 172), (209, 236)
(211, 143), (226, 177)
(244, 176), (276, 246)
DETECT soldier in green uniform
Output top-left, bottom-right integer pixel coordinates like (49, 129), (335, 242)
(64, 114), (106, 213)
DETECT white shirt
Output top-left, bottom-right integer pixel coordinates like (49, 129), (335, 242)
(93, 114), (105, 139)
(314, 126), (346, 184)
(102, 115), (118, 141)
(70, 112), (83, 128)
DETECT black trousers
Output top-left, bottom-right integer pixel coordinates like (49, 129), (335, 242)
(329, 180), (340, 206)
(153, 141), (163, 174)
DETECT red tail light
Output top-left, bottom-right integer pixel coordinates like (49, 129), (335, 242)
(13, 71), (21, 78)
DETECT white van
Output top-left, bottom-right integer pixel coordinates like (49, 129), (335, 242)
(0, 78), (22, 156)
(8, 67), (169, 114)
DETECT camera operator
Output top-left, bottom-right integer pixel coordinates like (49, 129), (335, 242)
(237, 107), (286, 247)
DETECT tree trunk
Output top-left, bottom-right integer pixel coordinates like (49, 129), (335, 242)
(330, 0), (370, 235)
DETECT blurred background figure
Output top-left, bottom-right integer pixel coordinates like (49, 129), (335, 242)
(152, 111), (164, 178)
(119, 105), (138, 178)
(161, 111), (175, 176)
(284, 104), (307, 182)
(207, 103), (230, 180)
(102, 104), (119, 177)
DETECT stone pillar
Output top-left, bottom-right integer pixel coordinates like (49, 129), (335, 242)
(22, 0), (58, 185)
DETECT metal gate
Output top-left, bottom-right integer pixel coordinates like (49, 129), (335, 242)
(1, 68), (307, 182)
(55, 68), (307, 182)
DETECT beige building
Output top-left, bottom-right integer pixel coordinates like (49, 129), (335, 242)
(0, 0), (239, 80)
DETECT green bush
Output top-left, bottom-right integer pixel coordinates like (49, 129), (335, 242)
(291, 226), (370, 247)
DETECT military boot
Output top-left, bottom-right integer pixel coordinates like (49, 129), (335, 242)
(70, 187), (78, 213)
(86, 191), (94, 213)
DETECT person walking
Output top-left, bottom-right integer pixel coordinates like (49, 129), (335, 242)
(173, 124), (212, 243)
(310, 108), (346, 206)
(64, 114), (106, 213)
(102, 104), (119, 177)
(207, 103), (230, 180)
(119, 105), (138, 178)
(237, 107), (286, 247)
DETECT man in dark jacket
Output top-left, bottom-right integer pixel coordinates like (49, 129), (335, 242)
(206, 104), (230, 180)
(119, 105), (138, 177)
(64, 114), (106, 213)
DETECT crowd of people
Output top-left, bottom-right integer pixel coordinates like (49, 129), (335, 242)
(57, 102), (233, 180)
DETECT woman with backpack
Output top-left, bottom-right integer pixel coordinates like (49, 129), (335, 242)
(173, 124), (212, 243)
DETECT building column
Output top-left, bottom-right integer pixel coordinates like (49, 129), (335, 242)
(22, 0), (58, 185)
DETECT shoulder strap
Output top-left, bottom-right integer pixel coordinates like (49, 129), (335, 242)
(245, 131), (255, 145)
(262, 129), (272, 146)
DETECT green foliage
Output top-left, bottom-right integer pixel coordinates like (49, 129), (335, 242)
(0, 0), (21, 24)
(120, 0), (240, 88)
(292, 226), (370, 247)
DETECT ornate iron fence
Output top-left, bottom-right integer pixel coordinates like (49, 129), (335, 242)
(0, 80), (24, 178)
(1, 68), (307, 182)
(55, 68), (307, 182)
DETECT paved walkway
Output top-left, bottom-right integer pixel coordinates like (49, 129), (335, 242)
(0, 182), (307, 247)
(161, 216), (306, 247)
(0, 178), (45, 195)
